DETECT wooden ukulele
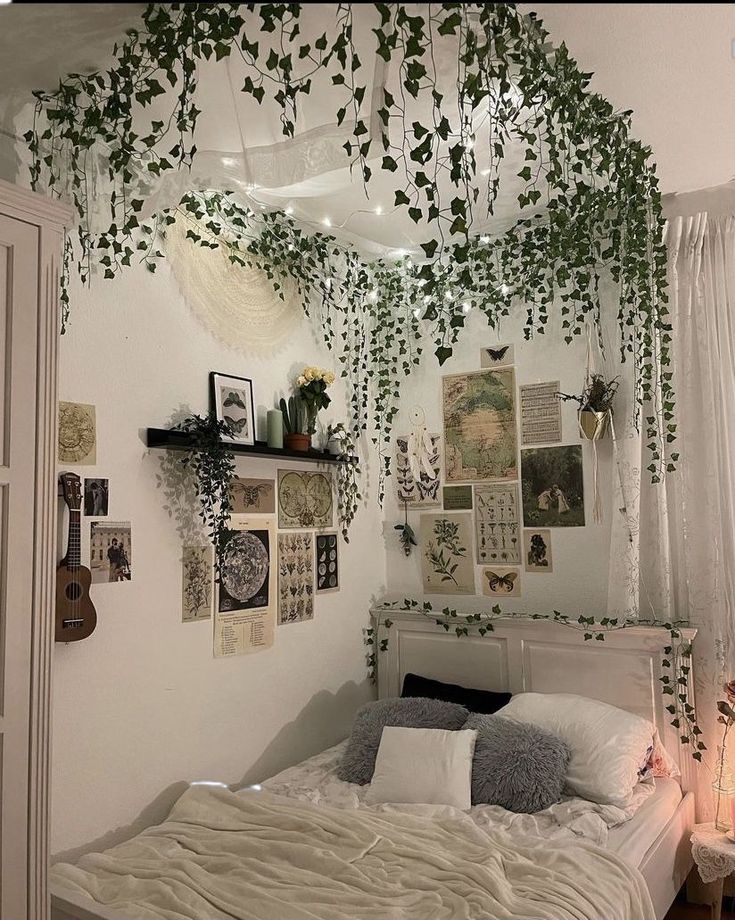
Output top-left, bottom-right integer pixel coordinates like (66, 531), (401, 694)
(56, 472), (97, 642)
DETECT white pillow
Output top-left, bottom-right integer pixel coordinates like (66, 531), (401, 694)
(365, 726), (477, 810)
(498, 692), (655, 807)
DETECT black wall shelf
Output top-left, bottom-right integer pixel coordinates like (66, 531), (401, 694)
(146, 427), (353, 464)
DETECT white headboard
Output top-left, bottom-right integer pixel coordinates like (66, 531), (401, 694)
(371, 608), (698, 793)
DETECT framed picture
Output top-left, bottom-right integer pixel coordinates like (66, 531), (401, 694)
(210, 372), (256, 446)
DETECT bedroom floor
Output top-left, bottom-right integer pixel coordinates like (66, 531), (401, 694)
(667, 901), (733, 918)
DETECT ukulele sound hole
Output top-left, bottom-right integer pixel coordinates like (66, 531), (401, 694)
(65, 582), (82, 602)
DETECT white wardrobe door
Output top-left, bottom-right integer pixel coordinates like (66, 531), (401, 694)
(0, 214), (39, 920)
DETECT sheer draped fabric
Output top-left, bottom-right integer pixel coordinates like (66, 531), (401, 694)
(610, 212), (735, 817)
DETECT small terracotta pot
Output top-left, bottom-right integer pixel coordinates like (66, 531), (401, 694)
(284, 433), (311, 452)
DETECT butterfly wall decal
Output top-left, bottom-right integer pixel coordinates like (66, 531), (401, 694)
(480, 344), (514, 367)
(486, 346), (509, 362)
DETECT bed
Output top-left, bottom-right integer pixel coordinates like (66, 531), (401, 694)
(50, 613), (697, 920)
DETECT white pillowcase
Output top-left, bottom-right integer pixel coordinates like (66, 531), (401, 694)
(498, 692), (655, 807)
(365, 726), (477, 810)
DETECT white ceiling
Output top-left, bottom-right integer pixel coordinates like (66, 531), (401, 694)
(0, 3), (731, 249)
(519, 3), (735, 195)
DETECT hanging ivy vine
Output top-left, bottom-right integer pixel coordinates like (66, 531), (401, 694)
(26, 2), (675, 486)
(366, 600), (704, 761)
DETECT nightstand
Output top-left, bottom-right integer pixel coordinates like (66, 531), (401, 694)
(691, 823), (735, 920)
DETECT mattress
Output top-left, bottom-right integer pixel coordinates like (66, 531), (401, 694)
(607, 776), (682, 868)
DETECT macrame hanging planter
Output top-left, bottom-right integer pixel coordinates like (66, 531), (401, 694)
(164, 217), (302, 352)
(581, 326), (612, 524)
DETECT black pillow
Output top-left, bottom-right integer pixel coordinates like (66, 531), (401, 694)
(401, 672), (511, 715)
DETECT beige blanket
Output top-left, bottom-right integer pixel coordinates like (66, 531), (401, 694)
(51, 786), (655, 920)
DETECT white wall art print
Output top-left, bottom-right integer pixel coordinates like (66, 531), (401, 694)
(474, 483), (521, 565)
(278, 470), (334, 529)
(523, 528), (553, 572)
(315, 532), (339, 593)
(481, 566), (521, 598)
(420, 512), (475, 595)
(395, 433), (441, 506)
(519, 381), (562, 445)
(278, 532), (314, 624)
(181, 545), (213, 622)
(214, 516), (276, 657)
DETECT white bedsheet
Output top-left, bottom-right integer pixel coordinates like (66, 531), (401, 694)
(607, 777), (682, 867)
(51, 785), (655, 920)
(258, 739), (656, 849)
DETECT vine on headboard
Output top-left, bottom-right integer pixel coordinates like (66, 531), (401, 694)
(366, 599), (704, 762)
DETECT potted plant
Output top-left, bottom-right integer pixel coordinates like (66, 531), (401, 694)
(296, 366), (335, 438)
(279, 395), (310, 452)
(558, 374), (619, 441)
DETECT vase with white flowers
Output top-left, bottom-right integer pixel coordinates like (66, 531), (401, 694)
(297, 366), (335, 440)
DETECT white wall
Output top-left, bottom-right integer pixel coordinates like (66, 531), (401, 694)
(382, 307), (615, 618)
(53, 260), (385, 857)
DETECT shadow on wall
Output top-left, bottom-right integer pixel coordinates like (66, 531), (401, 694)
(51, 678), (374, 865)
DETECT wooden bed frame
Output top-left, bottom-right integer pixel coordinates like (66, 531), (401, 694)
(52, 611), (698, 920)
(371, 608), (698, 920)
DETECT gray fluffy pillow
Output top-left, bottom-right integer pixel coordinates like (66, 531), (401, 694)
(338, 697), (469, 785)
(465, 713), (570, 813)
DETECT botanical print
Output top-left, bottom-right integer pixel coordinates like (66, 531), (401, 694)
(58, 401), (96, 464)
(521, 445), (585, 527)
(84, 478), (109, 516)
(481, 566), (521, 598)
(278, 469), (334, 529)
(480, 344), (514, 368)
(210, 372), (255, 446)
(278, 532), (314, 623)
(524, 529), (553, 572)
(420, 512), (475, 595)
(315, 532), (339, 593)
(442, 485), (473, 511)
(90, 521), (131, 583)
(519, 381), (562, 445)
(474, 483), (521, 565)
(396, 433), (441, 506)
(214, 517), (276, 657)
(442, 369), (517, 482)
(230, 477), (275, 514)
(181, 545), (213, 622)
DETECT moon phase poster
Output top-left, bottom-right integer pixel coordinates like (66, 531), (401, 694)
(214, 516), (276, 657)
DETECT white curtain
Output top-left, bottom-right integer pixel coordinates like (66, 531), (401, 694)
(610, 212), (735, 818)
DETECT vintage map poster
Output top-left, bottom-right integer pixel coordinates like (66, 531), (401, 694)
(442, 369), (517, 482)
(520, 381), (562, 445)
(442, 485), (473, 511)
(420, 512), (475, 595)
(481, 566), (521, 598)
(524, 528), (553, 572)
(278, 532), (314, 624)
(277, 470), (334, 529)
(58, 401), (97, 464)
(315, 532), (339, 593)
(396, 433), (441, 506)
(214, 516), (275, 656)
(474, 483), (521, 565)
(181, 545), (213, 622)
(230, 477), (275, 514)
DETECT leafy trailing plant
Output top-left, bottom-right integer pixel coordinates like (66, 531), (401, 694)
(279, 394), (306, 436)
(327, 422), (361, 542)
(558, 374), (620, 414)
(368, 599), (705, 761)
(176, 412), (235, 572)
(26, 3), (675, 483)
